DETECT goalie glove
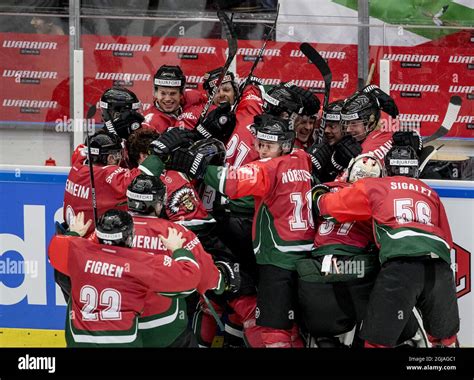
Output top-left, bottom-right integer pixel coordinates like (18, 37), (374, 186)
(149, 128), (196, 158)
(362, 84), (399, 118)
(195, 101), (236, 142)
(331, 135), (362, 172)
(307, 141), (334, 174)
(289, 84), (321, 116)
(392, 130), (423, 154)
(215, 261), (241, 294)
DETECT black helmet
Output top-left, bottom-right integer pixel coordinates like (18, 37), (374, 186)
(252, 114), (295, 154)
(384, 145), (420, 178)
(263, 83), (304, 117)
(96, 209), (134, 247)
(100, 87), (141, 122)
(154, 65), (186, 92)
(203, 67), (239, 97)
(323, 99), (344, 124)
(189, 138), (226, 167)
(87, 132), (123, 165)
(127, 174), (167, 215)
(340, 91), (380, 136)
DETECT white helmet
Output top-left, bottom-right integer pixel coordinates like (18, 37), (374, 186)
(346, 153), (383, 183)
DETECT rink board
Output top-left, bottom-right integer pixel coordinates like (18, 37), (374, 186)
(0, 166), (472, 347)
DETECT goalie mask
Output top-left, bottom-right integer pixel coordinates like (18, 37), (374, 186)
(154, 65), (186, 92)
(384, 145), (420, 178)
(340, 91), (380, 140)
(87, 132), (123, 165)
(252, 114), (295, 155)
(100, 87), (142, 123)
(127, 174), (167, 215)
(346, 153), (383, 183)
(96, 209), (134, 247)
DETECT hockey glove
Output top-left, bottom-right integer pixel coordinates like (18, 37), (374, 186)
(104, 111), (144, 140)
(289, 85), (321, 116)
(331, 135), (362, 171)
(195, 102), (236, 142)
(307, 141), (334, 175)
(362, 84), (399, 118)
(311, 184), (330, 219)
(392, 131), (423, 153)
(215, 261), (241, 294)
(149, 128), (196, 159)
(166, 146), (208, 179)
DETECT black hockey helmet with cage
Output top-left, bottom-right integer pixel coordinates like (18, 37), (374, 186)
(100, 87), (141, 122)
(96, 209), (134, 247)
(252, 114), (295, 154)
(384, 145), (420, 178)
(340, 91), (380, 135)
(203, 67), (239, 98)
(87, 132), (123, 165)
(127, 174), (167, 215)
(154, 65), (186, 92)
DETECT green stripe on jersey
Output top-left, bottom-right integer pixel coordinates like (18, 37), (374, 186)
(374, 222), (451, 264)
(254, 205), (313, 270)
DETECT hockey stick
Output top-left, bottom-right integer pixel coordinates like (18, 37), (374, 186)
(85, 105), (99, 228)
(233, 2), (280, 107)
(195, 10), (238, 128)
(366, 62), (376, 86)
(300, 43), (332, 143)
(422, 95), (462, 143)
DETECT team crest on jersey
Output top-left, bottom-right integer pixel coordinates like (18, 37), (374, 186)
(168, 187), (197, 214)
(451, 243), (471, 299)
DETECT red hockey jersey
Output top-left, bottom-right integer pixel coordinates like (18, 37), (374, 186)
(63, 155), (163, 236)
(314, 181), (374, 256)
(142, 89), (206, 133)
(205, 148), (315, 270)
(48, 235), (200, 346)
(318, 176), (453, 264)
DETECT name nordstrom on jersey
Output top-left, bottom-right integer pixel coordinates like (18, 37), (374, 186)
(3, 69), (57, 79)
(383, 53), (439, 62)
(282, 169), (312, 184)
(95, 43), (151, 51)
(3, 40), (57, 49)
(95, 72), (151, 81)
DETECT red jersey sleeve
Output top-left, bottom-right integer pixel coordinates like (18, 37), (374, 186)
(318, 180), (372, 223)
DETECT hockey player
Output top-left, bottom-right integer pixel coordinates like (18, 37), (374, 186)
(297, 153), (383, 346)
(63, 131), (163, 236)
(202, 67), (239, 106)
(142, 65), (207, 133)
(312, 145), (460, 348)
(99, 87), (144, 139)
(48, 209), (201, 347)
(293, 114), (318, 150)
(167, 115), (315, 348)
(126, 174), (240, 347)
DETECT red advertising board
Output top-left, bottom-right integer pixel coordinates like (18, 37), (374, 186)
(0, 32), (472, 138)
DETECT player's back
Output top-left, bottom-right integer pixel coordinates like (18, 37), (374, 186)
(66, 238), (155, 347)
